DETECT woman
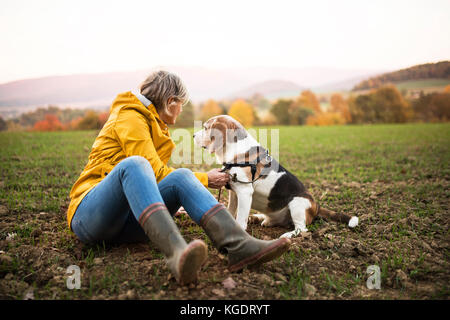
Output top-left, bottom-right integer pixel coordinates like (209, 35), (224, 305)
(67, 70), (291, 285)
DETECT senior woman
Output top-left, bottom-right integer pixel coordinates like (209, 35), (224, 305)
(67, 70), (291, 285)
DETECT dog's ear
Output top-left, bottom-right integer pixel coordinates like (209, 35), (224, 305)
(208, 120), (227, 152)
(208, 116), (248, 151)
(226, 128), (247, 143)
(225, 118), (247, 143)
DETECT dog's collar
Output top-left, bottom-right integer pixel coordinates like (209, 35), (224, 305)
(220, 147), (272, 186)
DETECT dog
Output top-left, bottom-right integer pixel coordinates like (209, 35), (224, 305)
(193, 115), (359, 238)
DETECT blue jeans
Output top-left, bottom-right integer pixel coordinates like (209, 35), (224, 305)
(71, 156), (219, 244)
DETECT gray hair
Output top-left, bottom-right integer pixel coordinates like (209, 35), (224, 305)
(139, 70), (189, 116)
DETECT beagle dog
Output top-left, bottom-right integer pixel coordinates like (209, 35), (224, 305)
(193, 115), (359, 238)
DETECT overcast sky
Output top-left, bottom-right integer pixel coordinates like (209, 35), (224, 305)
(1, 0), (449, 84)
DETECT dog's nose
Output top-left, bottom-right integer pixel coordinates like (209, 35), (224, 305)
(192, 134), (195, 138)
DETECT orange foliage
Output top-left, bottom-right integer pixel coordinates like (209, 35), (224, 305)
(444, 85), (450, 93)
(65, 111), (109, 130)
(228, 99), (255, 127)
(74, 111), (102, 130)
(98, 112), (110, 127)
(294, 90), (322, 114)
(33, 114), (64, 131)
(67, 116), (83, 130)
(306, 112), (346, 126)
(349, 85), (412, 123)
(329, 93), (351, 123)
(201, 99), (223, 121)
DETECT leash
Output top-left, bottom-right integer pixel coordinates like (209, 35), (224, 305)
(217, 187), (223, 202)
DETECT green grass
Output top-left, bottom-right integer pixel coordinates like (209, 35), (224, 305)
(271, 123), (449, 183)
(0, 130), (97, 213)
(0, 123), (449, 300)
(393, 78), (450, 90)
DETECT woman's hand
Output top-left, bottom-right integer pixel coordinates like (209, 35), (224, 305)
(207, 168), (230, 189)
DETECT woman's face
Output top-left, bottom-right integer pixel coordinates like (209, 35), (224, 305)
(160, 97), (183, 125)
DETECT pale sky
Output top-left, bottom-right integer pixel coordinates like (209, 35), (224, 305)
(1, 0), (449, 84)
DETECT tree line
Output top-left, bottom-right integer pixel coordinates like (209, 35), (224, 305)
(198, 85), (449, 126)
(0, 85), (448, 132)
(2, 106), (110, 132)
(353, 61), (450, 91)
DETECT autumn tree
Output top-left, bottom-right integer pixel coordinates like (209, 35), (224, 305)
(288, 104), (314, 125)
(371, 85), (412, 123)
(329, 93), (351, 123)
(21, 106), (60, 128)
(228, 99), (255, 127)
(270, 99), (292, 125)
(17, 105), (86, 129)
(349, 86), (412, 123)
(412, 91), (450, 122)
(98, 112), (110, 127)
(76, 111), (103, 130)
(57, 107), (86, 124)
(33, 114), (64, 131)
(348, 94), (373, 124)
(68, 117), (83, 130)
(200, 99), (223, 121)
(306, 112), (346, 126)
(293, 90), (322, 114)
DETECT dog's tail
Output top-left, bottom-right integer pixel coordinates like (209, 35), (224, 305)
(317, 206), (359, 228)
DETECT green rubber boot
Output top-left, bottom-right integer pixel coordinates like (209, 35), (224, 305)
(139, 202), (207, 285)
(200, 204), (291, 272)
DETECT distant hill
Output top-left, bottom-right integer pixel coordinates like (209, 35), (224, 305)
(228, 80), (304, 100)
(0, 70), (153, 107)
(352, 61), (450, 91)
(312, 74), (380, 93)
(0, 65), (382, 119)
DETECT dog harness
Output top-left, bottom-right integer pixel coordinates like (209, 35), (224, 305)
(216, 147), (274, 202)
(220, 147), (273, 186)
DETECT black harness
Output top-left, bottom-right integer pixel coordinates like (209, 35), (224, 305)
(220, 148), (273, 187)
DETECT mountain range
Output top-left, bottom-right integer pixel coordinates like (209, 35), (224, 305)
(0, 66), (383, 118)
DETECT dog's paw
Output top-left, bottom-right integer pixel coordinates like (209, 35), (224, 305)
(280, 228), (307, 239)
(251, 214), (273, 227)
(280, 231), (296, 239)
(248, 214), (264, 225)
(261, 219), (275, 227)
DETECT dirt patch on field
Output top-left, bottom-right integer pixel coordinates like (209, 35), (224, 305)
(0, 126), (449, 300)
(0, 179), (448, 300)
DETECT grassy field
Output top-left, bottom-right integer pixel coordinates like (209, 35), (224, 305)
(0, 123), (449, 300)
(393, 78), (450, 90)
(340, 78), (449, 100)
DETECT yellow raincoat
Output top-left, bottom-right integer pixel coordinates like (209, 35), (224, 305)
(67, 91), (208, 229)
